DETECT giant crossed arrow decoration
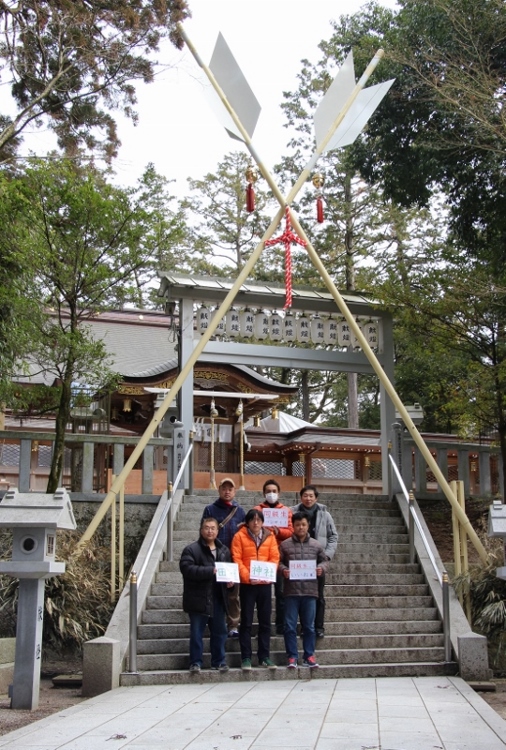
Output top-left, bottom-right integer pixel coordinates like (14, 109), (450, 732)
(78, 24), (487, 562)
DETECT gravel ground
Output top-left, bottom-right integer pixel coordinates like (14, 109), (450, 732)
(0, 657), (85, 737)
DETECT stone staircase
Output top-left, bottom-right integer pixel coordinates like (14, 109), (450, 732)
(121, 490), (458, 685)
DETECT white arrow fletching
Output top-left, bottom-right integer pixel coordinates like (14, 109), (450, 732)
(207, 32), (261, 141)
(324, 79), (395, 151)
(314, 50), (356, 150)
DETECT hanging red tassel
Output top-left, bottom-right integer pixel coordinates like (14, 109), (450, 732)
(312, 173), (325, 224)
(265, 207), (306, 309)
(246, 181), (255, 212)
(316, 195), (324, 223)
(245, 165), (257, 213)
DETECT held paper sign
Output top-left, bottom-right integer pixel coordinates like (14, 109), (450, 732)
(262, 507), (289, 528)
(289, 559), (317, 580)
(215, 562), (239, 583)
(250, 560), (277, 583)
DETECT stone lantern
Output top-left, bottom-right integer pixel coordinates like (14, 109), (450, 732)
(488, 499), (506, 580)
(0, 488), (76, 709)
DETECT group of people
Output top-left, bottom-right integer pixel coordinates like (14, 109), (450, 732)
(179, 477), (338, 672)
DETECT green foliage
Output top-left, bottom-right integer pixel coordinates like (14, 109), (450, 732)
(453, 551), (506, 670)
(353, 0), (506, 259)
(182, 151), (276, 276)
(0, 0), (190, 160)
(0, 531), (114, 651)
(0, 172), (44, 402)
(274, 0), (506, 466)
(0, 156), (185, 490)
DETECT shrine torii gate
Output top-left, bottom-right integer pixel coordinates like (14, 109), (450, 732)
(79, 25), (487, 562)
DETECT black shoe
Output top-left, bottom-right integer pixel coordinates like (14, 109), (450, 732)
(316, 630), (324, 638)
(211, 664), (230, 673)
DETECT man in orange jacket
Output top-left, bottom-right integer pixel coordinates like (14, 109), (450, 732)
(231, 508), (280, 670)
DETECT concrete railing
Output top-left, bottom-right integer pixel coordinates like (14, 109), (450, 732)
(393, 488), (492, 681)
(81, 488), (186, 696)
(1, 428), (501, 498)
(0, 430), (171, 495)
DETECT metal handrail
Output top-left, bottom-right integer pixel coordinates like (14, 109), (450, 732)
(389, 454), (442, 584)
(137, 437), (194, 587)
(128, 437), (194, 673)
(389, 453), (452, 661)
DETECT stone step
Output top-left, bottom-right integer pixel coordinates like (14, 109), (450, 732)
(153, 571), (426, 586)
(330, 563), (421, 574)
(171, 540), (412, 556)
(321, 620), (443, 635)
(136, 632), (444, 655)
(121, 660), (457, 686)
(337, 516), (407, 537)
(158, 560), (424, 574)
(325, 584), (430, 596)
(141, 609), (185, 624)
(325, 595), (434, 608)
(179, 493), (393, 503)
(186, 500), (397, 511)
(336, 543), (410, 554)
(160, 553), (415, 568)
(133, 645), (447, 671)
(330, 573), (425, 585)
(141, 605), (439, 624)
(144, 598), (436, 622)
(148, 582), (430, 598)
(335, 553), (412, 563)
(172, 530), (409, 543)
(328, 607), (439, 622)
(137, 618), (443, 640)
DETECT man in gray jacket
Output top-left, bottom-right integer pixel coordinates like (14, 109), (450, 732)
(292, 484), (338, 637)
(279, 511), (329, 668)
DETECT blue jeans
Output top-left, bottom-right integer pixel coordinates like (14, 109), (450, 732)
(284, 596), (316, 661)
(188, 593), (227, 668)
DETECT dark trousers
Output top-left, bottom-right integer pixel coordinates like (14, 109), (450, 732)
(315, 573), (326, 632)
(188, 593), (227, 668)
(239, 583), (272, 662)
(274, 570), (285, 630)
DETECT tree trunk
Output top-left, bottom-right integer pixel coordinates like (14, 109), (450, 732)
(47, 379), (72, 493)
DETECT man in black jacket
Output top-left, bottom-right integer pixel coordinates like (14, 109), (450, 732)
(179, 517), (232, 673)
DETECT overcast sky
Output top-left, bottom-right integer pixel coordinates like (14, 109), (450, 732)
(13, 0), (398, 194)
(112, 0), (399, 194)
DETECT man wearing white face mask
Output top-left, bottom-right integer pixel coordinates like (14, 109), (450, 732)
(255, 479), (293, 634)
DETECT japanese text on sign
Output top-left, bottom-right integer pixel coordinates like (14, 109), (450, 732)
(215, 562), (240, 583)
(289, 559), (317, 580)
(263, 507), (289, 528)
(250, 560), (277, 583)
